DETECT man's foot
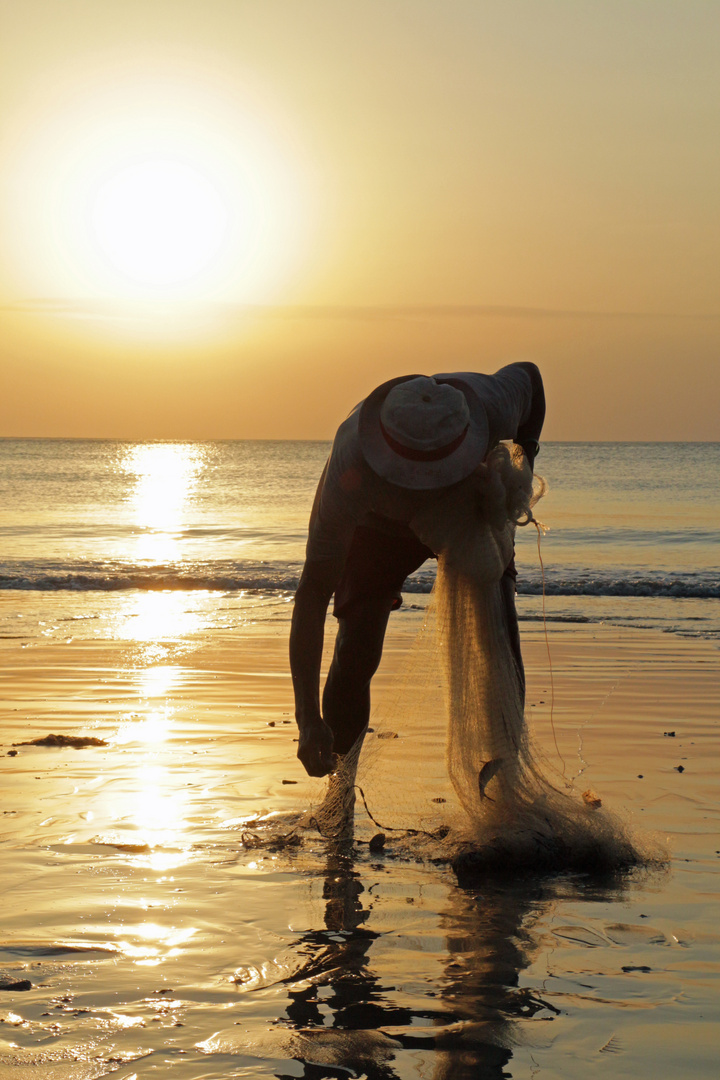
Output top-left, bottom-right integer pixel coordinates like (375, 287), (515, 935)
(312, 742), (361, 839)
(313, 778), (356, 840)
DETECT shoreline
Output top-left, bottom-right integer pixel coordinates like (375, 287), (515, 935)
(2, 618), (717, 848)
(1, 615), (718, 1077)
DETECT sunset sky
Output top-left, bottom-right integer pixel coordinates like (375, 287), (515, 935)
(1, 0), (718, 440)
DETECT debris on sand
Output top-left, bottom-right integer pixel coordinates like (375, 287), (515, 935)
(0, 979), (32, 991)
(240, 829), (303, 852)
(582, 789), (603, 809)
(98, 842), (152, 854)
(13, 734), (108, 749)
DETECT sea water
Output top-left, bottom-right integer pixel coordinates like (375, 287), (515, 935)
(1, 440), (719, 1079)
(0, 439), (718, 641)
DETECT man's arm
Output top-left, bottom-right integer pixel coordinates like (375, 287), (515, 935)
(290, 438), (367, 776)
(289, 558), (344, 776)
(514, 361), (545, 469)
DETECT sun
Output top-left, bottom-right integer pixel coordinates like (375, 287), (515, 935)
(2, 70), (319, 310)
(91, 159), (228, 287)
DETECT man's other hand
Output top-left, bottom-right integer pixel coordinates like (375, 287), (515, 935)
(297, 718), (338, 777)
(518, 438), (539, 471)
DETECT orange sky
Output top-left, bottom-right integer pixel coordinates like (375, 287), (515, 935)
(1, 1), (719, 439)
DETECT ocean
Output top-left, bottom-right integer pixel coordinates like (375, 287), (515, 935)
(1, 439), (718, 642)
(2, 439), (720, 1078)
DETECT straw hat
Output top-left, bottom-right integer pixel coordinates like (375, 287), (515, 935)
(358, 374), (489, 489)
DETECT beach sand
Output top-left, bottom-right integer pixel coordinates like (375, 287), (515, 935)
(1, 598), (719, 1078)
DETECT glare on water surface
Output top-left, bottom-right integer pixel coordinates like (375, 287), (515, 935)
(114, 707), (173, 747)
(117, 921), (199, 967)
(135, 664), (183, 699)
(86, 447), (222, 901)
(115, 440), (213, 637)
(122, 442), (206, 564)
(115, 591), (209, 642)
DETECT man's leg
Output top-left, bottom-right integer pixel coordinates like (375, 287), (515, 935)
(322, 595), (395, 757)
(313, 596), (394, 838)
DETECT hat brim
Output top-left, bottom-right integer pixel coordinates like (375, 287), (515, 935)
(358, 375), (489, 490)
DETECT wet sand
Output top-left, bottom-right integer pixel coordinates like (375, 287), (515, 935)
(1, 607), (719, 1078)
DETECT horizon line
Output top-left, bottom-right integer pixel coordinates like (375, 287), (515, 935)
(4, 298), (720, 322)
(1, 436), (717, 445)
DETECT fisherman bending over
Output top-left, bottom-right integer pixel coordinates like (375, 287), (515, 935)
(290, 363), (545, 778)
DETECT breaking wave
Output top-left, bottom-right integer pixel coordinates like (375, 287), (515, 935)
(0, 561), (717, 599)
(408, 569), (720, 600)
(0, 562), (300, 595)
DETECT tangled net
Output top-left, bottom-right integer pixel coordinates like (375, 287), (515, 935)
(255, 444), (664, 880)
(411, 444), (661, 878)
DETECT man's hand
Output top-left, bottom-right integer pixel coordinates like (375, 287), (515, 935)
(515, 362), (544, 471)
(518, 438), (539, 471)
(290, 559), (344, 778)
(297, 717), (338, 777)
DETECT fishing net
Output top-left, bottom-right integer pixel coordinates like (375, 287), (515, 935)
(248, 444), (661, 877)
(409, 444), (654, 876)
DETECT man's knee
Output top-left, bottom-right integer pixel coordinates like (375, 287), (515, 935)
(331, 599), (393, 683)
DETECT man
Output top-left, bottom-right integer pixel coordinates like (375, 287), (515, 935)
(290, 362), (545, 778)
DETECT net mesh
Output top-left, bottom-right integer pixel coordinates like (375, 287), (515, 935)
(252, 444), (663, 877)
(413, 445), (657, 875)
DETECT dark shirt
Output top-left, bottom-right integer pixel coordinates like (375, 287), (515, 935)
(306, 363), (542, 564)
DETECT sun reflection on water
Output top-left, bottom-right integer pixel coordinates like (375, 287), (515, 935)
(115, 590), (208, 642)
(110, 443), (213, 643)
(123, 442), (206, 565)
(68, 444), (219, 968)
(106, 685), (196, 870)
(113, 665), (181, 744)
(133, 764), (189, 836)
(117, 922), (198, 966)
(114, 709), (173, 746)
(91, 757), (194, 873)
(93, 447), (219, 963)
(137, 664), (182, 699)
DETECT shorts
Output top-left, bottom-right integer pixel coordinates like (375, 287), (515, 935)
(332, 526), (435, 618)
(332, 525), (518, 618)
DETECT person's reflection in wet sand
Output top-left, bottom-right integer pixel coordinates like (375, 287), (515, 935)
(274, 816), (628, 1080)
(429, 878), (560, 1080)
(283, 844), (374, 1031)
(429, 873), (632, 1079)
(278, 840), (410, 1079)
